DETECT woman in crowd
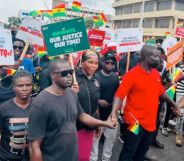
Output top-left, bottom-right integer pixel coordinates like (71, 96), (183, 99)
(76, 50), (100, 161)
(0, 70), (33, 161)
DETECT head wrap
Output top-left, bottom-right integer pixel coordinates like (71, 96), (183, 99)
(81, 50), (98, 62)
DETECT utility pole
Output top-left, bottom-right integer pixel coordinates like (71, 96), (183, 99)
(139, 0), (145, 28)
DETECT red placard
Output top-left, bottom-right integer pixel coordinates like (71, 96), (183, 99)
(175, 27), (184, 38)
(88, 29), (106, 47)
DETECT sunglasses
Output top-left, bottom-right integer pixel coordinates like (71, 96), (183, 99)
(13, 45), (23, 50)
(55, 69), (74, 77)
(105, 61), (114, 65)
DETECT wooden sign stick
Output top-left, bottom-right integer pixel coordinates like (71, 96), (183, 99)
(126, 52), (130, 73)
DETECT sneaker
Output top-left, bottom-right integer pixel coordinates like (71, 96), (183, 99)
(162, 128), (169, 137)
(169, 120), (177, 127)
(167, 127), (173, 132)
(144, 155), (158, 161)
(151, 139), (164, 149)
(176, 134), (183, 146)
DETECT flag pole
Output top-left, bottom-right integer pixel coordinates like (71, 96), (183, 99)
(126, 52), (130, 73)
(19, 42), (29, 61)
(69, 54), (77, 83)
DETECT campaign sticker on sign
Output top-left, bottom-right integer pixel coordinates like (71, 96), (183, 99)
(117, 28), (143, 53)
(88, 29), (106, 47)
(42, 17), (90, 56)
(0, 29), (15, 65)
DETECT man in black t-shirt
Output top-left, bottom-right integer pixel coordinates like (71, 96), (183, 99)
(90, 54), (119, 161)
(28, 59), (117, 161)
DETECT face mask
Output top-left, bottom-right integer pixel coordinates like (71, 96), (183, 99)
(149, 60), (160, 68)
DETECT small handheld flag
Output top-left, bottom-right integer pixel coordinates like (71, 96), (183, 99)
(128, 121), (139, 135)
(3, 68), (16, 76)
(128, 112), (139, 135)
(166, 84), (176, 100)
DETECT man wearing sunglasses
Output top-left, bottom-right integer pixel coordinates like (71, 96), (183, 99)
(28, 59), (117, 161)
(12, 38), (35, 74)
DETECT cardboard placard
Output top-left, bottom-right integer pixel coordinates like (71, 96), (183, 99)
(16, 18), (44, 46)
(166, 41), (184, 70)
(42, 17), (90, 56)
(0, 29), (15, 65)
(117, 28), (143, 53)
(88, 29), (105, 47)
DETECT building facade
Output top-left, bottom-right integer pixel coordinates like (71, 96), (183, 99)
(112, 0), (184, 38)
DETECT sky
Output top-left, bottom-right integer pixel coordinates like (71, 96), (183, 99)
(0, 0), (115, 23)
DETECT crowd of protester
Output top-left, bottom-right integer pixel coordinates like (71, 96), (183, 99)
(0, 33), (184, 161)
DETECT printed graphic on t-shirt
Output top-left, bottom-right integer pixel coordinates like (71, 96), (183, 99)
(8, 117), (28, 155)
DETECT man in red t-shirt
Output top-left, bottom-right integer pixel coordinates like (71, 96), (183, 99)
(111, 45), (178, 161)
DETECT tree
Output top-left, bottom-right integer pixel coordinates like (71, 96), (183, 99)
(85, 19), (94, 29)
(8, 17), (21, 27)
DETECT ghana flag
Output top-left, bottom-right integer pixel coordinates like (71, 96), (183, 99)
(53, 4), (66, 17)
(72, 1), (81, 12)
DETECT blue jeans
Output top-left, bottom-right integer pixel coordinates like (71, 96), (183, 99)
(118, 125), (154, 161)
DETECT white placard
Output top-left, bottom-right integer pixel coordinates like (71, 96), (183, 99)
(0, 29), (15, 65)
(100, 27), (116, 46)
(162, 36), (177, 55)
(16, 17), (44, 46)
(116, 28), (143, 53)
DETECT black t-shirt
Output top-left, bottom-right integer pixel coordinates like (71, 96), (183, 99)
(97, 70), (119, 120)
(28, 88), (84, 161)
(0, 99), (30, 160)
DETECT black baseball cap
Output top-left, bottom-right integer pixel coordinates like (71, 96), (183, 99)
(103, 52), (116, 61)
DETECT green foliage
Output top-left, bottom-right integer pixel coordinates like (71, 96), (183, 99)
(8, 17), (21, 27)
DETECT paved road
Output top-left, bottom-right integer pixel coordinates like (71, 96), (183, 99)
(98, 130), (184, 161)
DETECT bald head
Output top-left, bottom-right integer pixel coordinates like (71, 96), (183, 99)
(48, 59), (70, 74)
(140, 45), (160, 61)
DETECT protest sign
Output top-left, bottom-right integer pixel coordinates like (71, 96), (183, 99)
(0, 29), (15, 65)
(16, 17), (44, 46)
(162, 36), (177, 54)
(116, 28), (143, 53)
(99, 27), (116, 46)
(166, 40), (184, 70)
(175, 27), (184, 38)
(42, 17), (90, 56)
(88, 29), (105, 47)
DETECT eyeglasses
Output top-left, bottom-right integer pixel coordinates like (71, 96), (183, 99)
(105, 61), (114, 65)
(13, 45), (23, 50)
(55, 69), (74, 77)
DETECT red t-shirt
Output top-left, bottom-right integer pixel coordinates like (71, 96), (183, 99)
(115, 64), (165, 132)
